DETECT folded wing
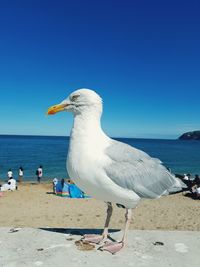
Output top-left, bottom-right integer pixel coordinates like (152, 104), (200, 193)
(104, 140), (179, 199)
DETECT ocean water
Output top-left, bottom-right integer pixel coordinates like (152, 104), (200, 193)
(0, 135), (200, 182)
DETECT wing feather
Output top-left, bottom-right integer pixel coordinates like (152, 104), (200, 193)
(104, 140), (177, 199)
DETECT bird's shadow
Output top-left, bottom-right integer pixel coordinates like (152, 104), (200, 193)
(39, 227), (120, 236)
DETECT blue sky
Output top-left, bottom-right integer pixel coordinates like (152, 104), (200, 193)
(0, 0), (200, 139)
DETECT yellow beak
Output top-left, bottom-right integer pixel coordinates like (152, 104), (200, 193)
(47, 104), (67, 115)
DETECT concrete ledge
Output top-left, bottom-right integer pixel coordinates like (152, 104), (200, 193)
(0, 228), (199, 267)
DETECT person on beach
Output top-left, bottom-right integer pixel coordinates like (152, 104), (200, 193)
(7, 169), (13, 179)
(192, 184), (200, 199)
(194, 174), (200, 185)
(18, 167), (24, 183)
(67, 179), (74, 184)
(61, 178), (65, 191)
(53, 177), (58, 194)
(8, 177), (17, 191)
(36, 166), (43, 183)
(196, 185), (200, 198)
(0, 177), (17, 191)
(183, 174), (189, 181)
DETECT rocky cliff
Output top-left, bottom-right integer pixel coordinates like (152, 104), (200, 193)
(179, 131), (200, 140)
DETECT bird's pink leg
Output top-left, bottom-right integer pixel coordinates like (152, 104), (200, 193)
(122, 208), (132, 244)
(102, 202), (113, 239)
(100, 208), (132, 254)
(83, 202), (113, 244)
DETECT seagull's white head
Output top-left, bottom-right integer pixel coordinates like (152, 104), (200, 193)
(47, 88), (102, 116)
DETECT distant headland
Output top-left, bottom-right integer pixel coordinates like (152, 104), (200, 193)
(179, 131), (200, 140)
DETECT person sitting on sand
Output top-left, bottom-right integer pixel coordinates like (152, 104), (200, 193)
(183, 174), (188, 180)
(184, 173), (191, 181)
(0, 177), (17, 192)
(196, 185), (200, 199)
(61, 178), (65, 192)
(194, 174), (200, 185)
(8, 177), (17, 190)
(191, 182), (200, 199)
(67, 179), (74, 184)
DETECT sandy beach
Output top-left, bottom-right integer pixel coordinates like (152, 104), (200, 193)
(0, 182), (200, 231)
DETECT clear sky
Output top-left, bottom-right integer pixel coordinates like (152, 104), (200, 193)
(0, 0), (200, 139)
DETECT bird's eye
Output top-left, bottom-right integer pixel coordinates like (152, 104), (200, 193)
(71, 95), (80, 101)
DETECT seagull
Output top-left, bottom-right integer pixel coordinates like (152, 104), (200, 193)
(47, 88), (184, 254)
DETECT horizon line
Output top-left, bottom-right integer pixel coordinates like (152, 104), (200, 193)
(0, 133), (178, 140)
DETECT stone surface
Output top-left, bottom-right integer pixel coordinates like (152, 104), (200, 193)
(0, 228), (200, 267)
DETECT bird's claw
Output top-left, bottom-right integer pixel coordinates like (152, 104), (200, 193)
(82, 234), (104, 244)
(99, 241), (124, 254)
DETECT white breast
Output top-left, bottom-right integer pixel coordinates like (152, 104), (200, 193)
(66, 112), (141, 208)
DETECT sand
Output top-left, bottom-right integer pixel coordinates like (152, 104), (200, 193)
(0, 182), (200, 231)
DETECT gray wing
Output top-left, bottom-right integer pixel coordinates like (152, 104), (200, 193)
(104, 140), (178, 199)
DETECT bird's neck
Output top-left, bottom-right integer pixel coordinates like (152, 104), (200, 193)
(70, 111), (108, 146)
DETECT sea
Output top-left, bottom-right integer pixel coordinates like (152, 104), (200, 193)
(0, 135), (200, 182)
